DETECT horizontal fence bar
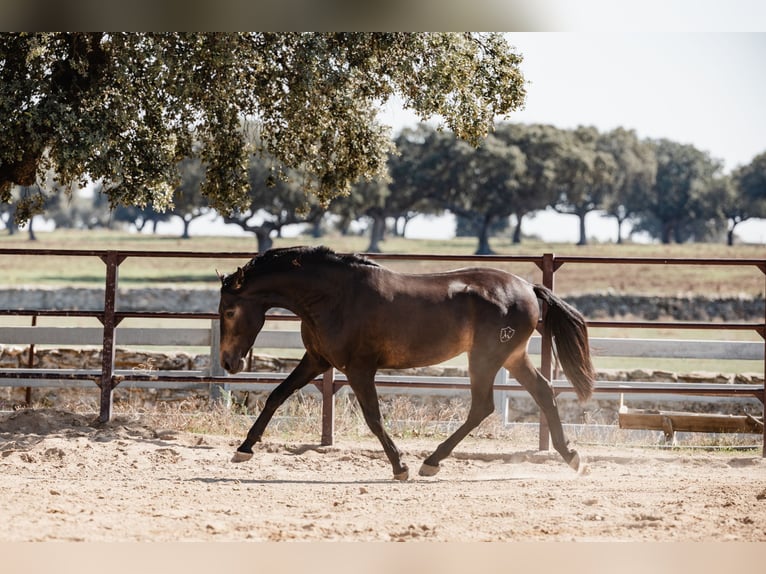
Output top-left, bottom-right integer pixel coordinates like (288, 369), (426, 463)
(2, 369), (762, 400)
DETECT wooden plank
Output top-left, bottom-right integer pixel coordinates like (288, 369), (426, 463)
(619, 407), (764, 434)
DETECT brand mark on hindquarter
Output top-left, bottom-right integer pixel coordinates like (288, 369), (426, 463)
(499, 326), (515, 343)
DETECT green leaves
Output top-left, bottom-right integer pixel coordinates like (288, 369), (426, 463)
(1, 33), (526, 221)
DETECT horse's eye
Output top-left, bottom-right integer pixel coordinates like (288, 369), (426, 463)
(224, 310), (235, 320)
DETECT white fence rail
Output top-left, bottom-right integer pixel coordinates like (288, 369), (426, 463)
(1, 323), (762, 404)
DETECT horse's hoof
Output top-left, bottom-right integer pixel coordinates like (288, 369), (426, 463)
(568, 451), (589, 475)
(568, 451), (580, 471)
(231, 451), (253, 463)
(393, 468), (409, 481)
(419, 462), (440, 477)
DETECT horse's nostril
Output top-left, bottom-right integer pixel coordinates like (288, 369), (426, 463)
(220, 353), (243, 374)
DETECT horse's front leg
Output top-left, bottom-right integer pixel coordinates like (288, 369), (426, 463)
(346, 368), (409, 480)
(232, 352), (329, 462)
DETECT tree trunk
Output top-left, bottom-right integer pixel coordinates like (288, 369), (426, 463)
(726, 219), (739, 246)
(5, 215), (18, 235)
(615, 217), (623, 245)
(577, 212), (587, 246)
(661, 222), (672, 245)
(27, 217), (36, 241)
(474, 215), (495, 255)
(181, 218), (191, 239)
(400, 215), (412, 238)
(512, 212), (524, 244)
(311, 218), (322, 238)
(366, 215), (386, 253)
(255, 229), (273, 252)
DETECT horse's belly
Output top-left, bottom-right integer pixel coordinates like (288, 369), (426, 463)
(376, 331), (470, 369)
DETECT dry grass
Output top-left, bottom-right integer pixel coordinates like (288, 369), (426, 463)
(15, 388), (759, 452)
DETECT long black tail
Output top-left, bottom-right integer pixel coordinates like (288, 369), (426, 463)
(533, 285), (595, 402)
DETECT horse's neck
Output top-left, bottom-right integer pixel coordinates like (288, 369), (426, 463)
(261, 267), (347, 319)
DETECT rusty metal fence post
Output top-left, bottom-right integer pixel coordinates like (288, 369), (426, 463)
(97, 251), (125, 423)
(538, 253), (556, 451)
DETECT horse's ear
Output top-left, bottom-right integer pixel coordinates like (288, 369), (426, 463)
(232, 267), (245, 291)
(215, 269), (224, 285)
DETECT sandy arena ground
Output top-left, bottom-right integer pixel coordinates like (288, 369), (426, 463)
(1, 408), (765, 542)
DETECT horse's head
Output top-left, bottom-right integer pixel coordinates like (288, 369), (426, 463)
(218, 266), (266, 374)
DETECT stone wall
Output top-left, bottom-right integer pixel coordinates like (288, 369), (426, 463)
(1, 287), (763, 320)
(0, 287), (219, 313)
(568, 293), (764, 322)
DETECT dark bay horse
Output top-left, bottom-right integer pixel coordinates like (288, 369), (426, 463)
(218, 246), (595, 480)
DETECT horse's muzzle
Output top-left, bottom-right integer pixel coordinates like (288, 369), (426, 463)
(221, 353), (245, 375)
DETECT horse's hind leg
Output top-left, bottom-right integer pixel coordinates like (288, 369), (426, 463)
(507, 355), (581, 471)
(419, 359), (497, 477)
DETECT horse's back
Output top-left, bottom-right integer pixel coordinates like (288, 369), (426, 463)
(392, 266), (538, 317)
(342, 266), (540, 369)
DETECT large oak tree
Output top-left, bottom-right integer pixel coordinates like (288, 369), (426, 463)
(0, 32), (526, 221)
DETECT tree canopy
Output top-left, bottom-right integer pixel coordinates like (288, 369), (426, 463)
(0, 32), (526, 222)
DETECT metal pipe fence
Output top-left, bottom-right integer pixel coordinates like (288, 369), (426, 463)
(1, 248), (764, 454)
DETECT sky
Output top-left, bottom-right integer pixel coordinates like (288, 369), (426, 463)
(379, 32), (766, 243)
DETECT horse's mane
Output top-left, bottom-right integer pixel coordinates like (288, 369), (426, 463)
(223, 246), (377, 291)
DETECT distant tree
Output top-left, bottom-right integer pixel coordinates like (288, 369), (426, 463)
(493, 123), (562, 243)
(224, 151), (324, 252)
(455, 215), (508, 238)
(736, 152), (766, 203)
(727, 153), (766, 244)
(383, 125), (527, 254)
(110, 204), (161, 232)
(168, 157), (209, 239)
(0, 201), (15, 234)
(552, 126), (616, 246)
(3, 185), (54, 239)
(0, 33), (526, 222)
(634, 139), (723, 244)
(336, 177), (391, 253)
(339, 125), (456, 251)
(598, 128), (657, 244)
(446, 134), (526, 254)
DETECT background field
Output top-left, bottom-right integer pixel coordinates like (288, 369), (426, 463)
(1, 229), (765, 297)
